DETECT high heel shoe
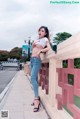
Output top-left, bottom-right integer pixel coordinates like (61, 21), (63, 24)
(33, 98), (41, 112)
(31, 96), (40, 106)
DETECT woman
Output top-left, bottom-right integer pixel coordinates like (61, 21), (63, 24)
(30, 26), (51, 112)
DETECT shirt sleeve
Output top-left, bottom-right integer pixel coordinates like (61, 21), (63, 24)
(44, 37), (49, 42)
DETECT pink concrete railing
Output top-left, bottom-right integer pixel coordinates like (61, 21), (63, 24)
(56, 59), (80, 119)
(24, 32), (80, 119)
(39, 63), (49, 94)
(39, 33), (80, 119)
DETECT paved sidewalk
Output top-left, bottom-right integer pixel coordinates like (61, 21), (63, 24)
(0, 71), (49, 119)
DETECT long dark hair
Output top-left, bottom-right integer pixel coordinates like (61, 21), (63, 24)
(38, 26), (50, 41)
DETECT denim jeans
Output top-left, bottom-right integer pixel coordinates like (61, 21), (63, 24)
(30, 57), (41, 97)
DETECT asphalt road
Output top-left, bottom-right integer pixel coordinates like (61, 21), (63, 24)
(0, 67), (18, 94)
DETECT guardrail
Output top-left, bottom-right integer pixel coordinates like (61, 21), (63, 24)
(1, 61), (19, 67)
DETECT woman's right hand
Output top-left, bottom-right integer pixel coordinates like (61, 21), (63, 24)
(32, 42), (36, 48)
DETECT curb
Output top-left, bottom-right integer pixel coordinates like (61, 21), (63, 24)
(0, 72), (19, 103)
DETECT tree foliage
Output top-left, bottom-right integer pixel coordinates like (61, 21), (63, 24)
(0, 47), (22, 61)
(9, 47), (22, 59)
(0, 50), (9, 61)
(53, 32), (72, 44)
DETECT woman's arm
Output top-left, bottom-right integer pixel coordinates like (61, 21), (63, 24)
(32, 42), (36, 48)
(40, 41), (51, 53)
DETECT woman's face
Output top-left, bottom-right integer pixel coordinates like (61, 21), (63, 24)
(38, 28), (46, 39)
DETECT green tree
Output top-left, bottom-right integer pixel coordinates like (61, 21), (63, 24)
(0, 50), (9, 61)
(9, 47), (22, 59)
(74, 58), (80, 68)
(53, 32), (72, 44)
(0, 47), (22, 61)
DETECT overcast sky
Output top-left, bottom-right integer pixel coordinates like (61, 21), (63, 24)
(0, 0), (80, 51)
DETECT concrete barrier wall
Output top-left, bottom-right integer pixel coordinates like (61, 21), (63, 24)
(39, 32), (80, 119)
(2, 62), (19, 67)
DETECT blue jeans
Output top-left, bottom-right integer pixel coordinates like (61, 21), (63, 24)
(30, 57), (41, 97)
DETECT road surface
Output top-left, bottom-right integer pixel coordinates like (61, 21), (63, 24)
(0, 67), (18, 94)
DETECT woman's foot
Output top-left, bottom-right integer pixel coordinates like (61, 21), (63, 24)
(33, 97), (41, 112)
(31, 96), (40, 106)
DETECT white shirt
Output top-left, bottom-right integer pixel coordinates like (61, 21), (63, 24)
(34, 37), (49, 48)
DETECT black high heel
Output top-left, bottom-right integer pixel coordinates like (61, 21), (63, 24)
(33, 98), (41, 112)
(31, 96), (40, 106)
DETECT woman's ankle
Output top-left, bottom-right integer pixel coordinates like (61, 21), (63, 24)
(34, 96), (39, 99)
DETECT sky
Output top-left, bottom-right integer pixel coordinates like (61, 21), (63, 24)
(0, 0), (80, 51)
